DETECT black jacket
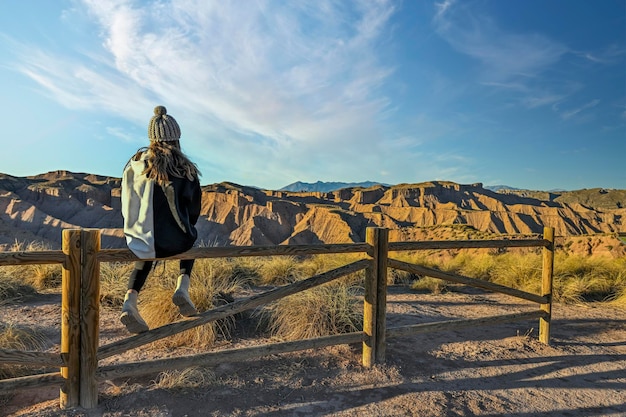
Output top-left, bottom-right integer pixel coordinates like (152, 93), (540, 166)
(121, 152), (201, 258)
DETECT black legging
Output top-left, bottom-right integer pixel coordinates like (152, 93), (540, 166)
(127, 259), (195, 293)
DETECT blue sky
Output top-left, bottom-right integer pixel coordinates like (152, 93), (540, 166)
(1, 0), (624, 191)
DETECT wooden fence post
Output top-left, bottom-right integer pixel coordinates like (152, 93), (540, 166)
(80, 229), (100, 408)
(539, 227), (554, 345)
(363, 227), (389, 366)
(60, 229), (81, 408)
(60, 229), (101, 409)
(363, 228), (378, 367)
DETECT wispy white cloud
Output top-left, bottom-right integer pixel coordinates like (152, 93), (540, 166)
(432, 2), (567, 81)
(574, 44), (626, 64)
(560, 99), (600, 120)
(434, 0), (454, 21)
(7, 0), (403, 185)
(432, 0), (571, 112)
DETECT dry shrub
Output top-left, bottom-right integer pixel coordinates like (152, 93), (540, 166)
(557, 275), (614, 304)
(400, 250), (626, 303)
(152, 366), (217, 390)
(260, 281), (362, 341)
(251, 253), (367, 286)
(99, 261), (134, 307)
(139, 259), (245, 348)
(0, 322), (47, 379)
(488, 253), (542, 291)
(608, 258), (626, 307)
(555, 253), (613, 278)
(411, 276), (450, 294)
(301, 253), (366, 275)
(195, 257), (255, 285)
(387, 252), (436, 285)
(0, 274), (37, 303)
(449, 252), (498, 280)
(256, 256), (303, 285)
(387, 268), (416, 285)
(228, 258), (261, 286)
(554, 255), (626, 303)
(611, 287), (626, 308)
(26, 263), (62, 290)
(4, 241), (62, 290)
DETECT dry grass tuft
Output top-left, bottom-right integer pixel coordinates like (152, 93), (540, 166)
(611, 287), (626, 308)
(554, 255), (625, 303)
(0, 322), (47, 379)
(260, 281), (362, 341)
(0, 275), (37, 304)
(152, 366), (217, 390)
(256, 256), (303, 285)
(2, 241), (62, 290)
(398, 249), (626, 305)
(411, 276), (450, 294)
(99, 262), (134, 307)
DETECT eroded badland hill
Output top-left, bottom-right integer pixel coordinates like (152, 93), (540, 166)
(1, 171), (624, 256)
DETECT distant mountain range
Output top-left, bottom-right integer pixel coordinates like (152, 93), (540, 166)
(484, 185), (520, 192)
(283, 181), (569, 194)
(280, 181), (389, 192)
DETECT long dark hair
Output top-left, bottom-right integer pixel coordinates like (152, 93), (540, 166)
(131, 140), (201, 186)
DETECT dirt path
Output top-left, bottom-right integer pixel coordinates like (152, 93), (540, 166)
(3, 286), (626, 416)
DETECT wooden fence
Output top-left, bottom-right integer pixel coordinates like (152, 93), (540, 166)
(0, 227), (554, 409)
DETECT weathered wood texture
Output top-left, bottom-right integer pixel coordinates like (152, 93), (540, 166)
(97, 243), (370, 263)
(362, 230), (377, 367)
(0, 349), (65, 367)
(60, 229), (81, 409)
(389, 238), (550, 252)
(97, 332), (366, 381)
(0, 250), (65, 266)
(0, 372), (64, 392)
(79, 230), (100, 408)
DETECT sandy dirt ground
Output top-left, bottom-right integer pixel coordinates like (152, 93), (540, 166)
(2, 285), (625, 417)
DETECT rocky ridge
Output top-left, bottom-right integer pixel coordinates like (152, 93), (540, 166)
(1, 171), (624, 256)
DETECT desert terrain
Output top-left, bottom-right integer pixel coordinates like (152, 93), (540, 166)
(2, 284), (625, 416)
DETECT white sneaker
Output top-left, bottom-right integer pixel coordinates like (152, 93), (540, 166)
(173, 274), (198, 316)
(120, 292), (149, 333)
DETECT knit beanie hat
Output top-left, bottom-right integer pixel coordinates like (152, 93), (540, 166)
(148, 105), (181, 142)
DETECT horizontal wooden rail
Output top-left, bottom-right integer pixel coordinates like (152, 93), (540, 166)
(98, 259), (370, 360)
(98, 242), (370, 262)
(0, 250), (65, 266)
(388, 258), (548, 304)
(386, 310), (547, 339)
(97, 332), (366, 381)
(0, 349), (66, 367)
(388, 238), (549, 252)
(0, 372), (64, 392)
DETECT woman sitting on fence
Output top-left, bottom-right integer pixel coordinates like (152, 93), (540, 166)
(120, 105), (202, 334)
